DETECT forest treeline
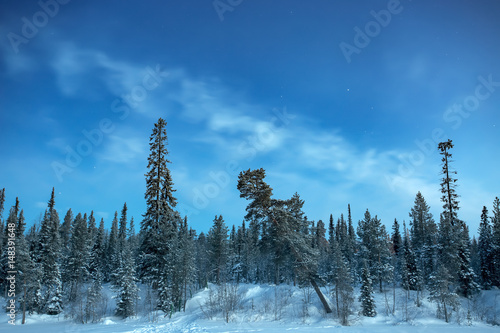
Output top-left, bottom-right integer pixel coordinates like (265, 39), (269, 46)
(1, 119), (499, 325)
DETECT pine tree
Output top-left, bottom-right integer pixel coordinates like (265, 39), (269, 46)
(409, 192), (436, 284)
(456, 222), (480, 298)
(492, 197), (500, 287)
(64, 212), (90, 303)
(15, 209), (37, 317)
(391, 219), (402, 257)
(128, 216), (138, 256)
(359, 263), (376, 317)
(428, 264), (459, 323)
(438, 140), (459, 228)
(156, 211), (182, 314)
(114, 244), (139, 318)
(176, 218), (196, 310)
(139, 118), (177, 288)
(36, 188), (63, 314)
(1, 197), (19, 289)
(438, 140), (464, 281)
(346, 204), (356, 280)
(108, 211), (119, 284)
(401, 222), (422, 306)
(87, 210), (97, 246)
(315, 219), (329, 279)
(329, 224), (353, 324)
(89, 218), (106, 280)
(237, 169), (331, 313)
(195, 232), (210, 288)
(118, 203), (128, 251)
(336, 258), (354, 325)
(208, 215), (229, 284)
(85, 268), (103, 323)
(357, 210), (393, 292)
(478, 206), (493, 289)
(59, 209), (73, 258)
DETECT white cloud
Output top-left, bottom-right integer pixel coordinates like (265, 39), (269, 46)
(99, 134), (146, 164)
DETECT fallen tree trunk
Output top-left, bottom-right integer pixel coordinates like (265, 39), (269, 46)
(310, 278), (332, 313)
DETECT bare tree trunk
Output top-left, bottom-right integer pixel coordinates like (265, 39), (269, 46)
(22, 280), (26, 324)
(336, 284), (339, 317)
(392, 279), (396, 314)
(310, 278), (332, 313)
(443, 301), (448, 323)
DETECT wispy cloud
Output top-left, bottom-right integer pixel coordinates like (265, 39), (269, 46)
(98, 134), (146, 164)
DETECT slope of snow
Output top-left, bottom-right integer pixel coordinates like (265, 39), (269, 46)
(2, 284), (499, 332)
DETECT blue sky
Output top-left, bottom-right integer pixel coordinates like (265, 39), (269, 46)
(1, 0), (499, 235)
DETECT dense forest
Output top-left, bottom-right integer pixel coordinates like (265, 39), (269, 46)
(1, 118), (499, 325)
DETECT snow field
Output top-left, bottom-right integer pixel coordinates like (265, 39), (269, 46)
(2, 283), (499, 332)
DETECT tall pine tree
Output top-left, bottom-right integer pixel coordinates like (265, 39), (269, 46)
(139, 118), (178, 287)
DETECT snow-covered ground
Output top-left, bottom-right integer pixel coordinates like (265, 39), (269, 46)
(3, 284), (500, 332)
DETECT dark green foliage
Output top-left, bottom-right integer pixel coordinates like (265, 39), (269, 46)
(409, 192), (437, 285)
(36, 188), (63, 315)
(139, 118), (178, 287)
(64, 212), (90, 303)
(478, 206), (493, 288)
(357, 209), (393, 292)
(456, 222), (480, 298)
(208, 215), (229, 284)
(492, 197), (500, 287)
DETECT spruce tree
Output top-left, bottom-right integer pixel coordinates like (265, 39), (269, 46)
(87, 210), (97, 246)
(456, 222), (480, 298)
(478, 206), (493, 289)
(207, 215), (229, 284)
(401, 222), (422, 305)
(108, 211), (120, 284)
(177, 218), (196, 310)
(492, 197), (500, 287)
(359, 263), (376, 317)
(438, 140), (459, 228)
(346, 204), (356, 280)
(357, 210), (393, 292)
(36, 188), (63, 314)
(409, 192), (436, 284)
(118, 203), (128, 251)
(437, 140), (476, 292)
(195, 232), (210, 288)
(114, 244), (139, 318)
(428, 264), (459, 323)
(59, 208), (73, 258)
(85, 268), (103, 323)
(89, 218), (106, 280)
(139, 118), (177, 288)
(391, 219), (402, 257)
(64, 212), (90, 303)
